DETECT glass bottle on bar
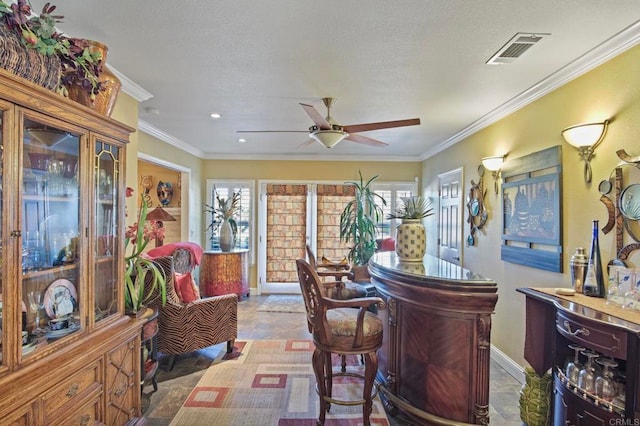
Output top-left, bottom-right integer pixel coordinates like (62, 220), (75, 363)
(583, 220), (605, 297)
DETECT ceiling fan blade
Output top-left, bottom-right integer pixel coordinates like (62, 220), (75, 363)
(299, 103), (331, 130)
(237, 130), (308, 133)
(343, 118), (420, 134)
(344, 133), (388, 147)
(297, 138), (316, 148)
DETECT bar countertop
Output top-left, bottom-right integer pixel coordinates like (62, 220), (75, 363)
(369, 252), (497, 293)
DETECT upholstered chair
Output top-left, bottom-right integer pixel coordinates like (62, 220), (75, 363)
(296, 258), (385, 426)
(148, 256), (238, 371)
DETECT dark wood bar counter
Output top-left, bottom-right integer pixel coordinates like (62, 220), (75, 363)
(369, 252), (498, 425)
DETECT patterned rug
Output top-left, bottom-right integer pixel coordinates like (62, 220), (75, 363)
(256, 295), (306, 313)
(170, 339), (390, 425)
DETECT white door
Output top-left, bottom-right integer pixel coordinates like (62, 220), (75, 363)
(438, 168), (464, 265)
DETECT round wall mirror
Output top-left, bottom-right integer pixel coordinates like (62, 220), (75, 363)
(620, 184), (640, 220)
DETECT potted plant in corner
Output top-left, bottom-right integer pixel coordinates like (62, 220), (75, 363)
(203, 187), (242, 252)
(124, 189), (167, 314)
(386, 195), (434, 262)
(339, 171), (387, 282)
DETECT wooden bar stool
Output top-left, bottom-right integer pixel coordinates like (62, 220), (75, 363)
(295, 258), (385, 426)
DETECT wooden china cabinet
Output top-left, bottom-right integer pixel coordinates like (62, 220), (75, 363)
(0, 67), (144, 425)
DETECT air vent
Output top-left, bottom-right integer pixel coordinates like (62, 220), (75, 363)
(486, 32), (549, 65)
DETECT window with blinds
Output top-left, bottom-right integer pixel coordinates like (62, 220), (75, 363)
(205, 180), (253, 252)
(373, 183), (416, 239)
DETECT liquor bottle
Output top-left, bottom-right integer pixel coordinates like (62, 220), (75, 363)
(583, 220), (605, 297)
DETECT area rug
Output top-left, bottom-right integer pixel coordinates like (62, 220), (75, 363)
(256, 295), (306, 313)
(170, 339), (390, 425)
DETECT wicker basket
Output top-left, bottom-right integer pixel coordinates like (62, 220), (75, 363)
(0, 23), (61, 91)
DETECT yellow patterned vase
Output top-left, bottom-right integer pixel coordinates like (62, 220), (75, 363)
(395, 219), (426, 262)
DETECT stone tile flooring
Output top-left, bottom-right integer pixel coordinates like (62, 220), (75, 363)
(143, 295), (524, 425)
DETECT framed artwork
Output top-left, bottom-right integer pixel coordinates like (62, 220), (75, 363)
(501, 146), (563, 272)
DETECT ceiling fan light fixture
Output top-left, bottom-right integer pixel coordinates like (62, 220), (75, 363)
(310, 129), (348, 148)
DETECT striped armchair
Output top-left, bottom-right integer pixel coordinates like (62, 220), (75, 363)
(149, 256), (238, 371)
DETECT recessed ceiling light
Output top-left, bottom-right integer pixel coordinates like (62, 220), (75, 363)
(238, 138), (247, 143)
(210, 113), (221, 119)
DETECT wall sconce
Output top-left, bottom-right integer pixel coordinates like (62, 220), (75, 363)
(481, 155), (507, 194)
(561, 120), (609, 183)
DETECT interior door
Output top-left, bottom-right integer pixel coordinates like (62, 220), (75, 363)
(438, 168), (463, 265)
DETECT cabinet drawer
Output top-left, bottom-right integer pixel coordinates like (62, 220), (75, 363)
(42, 360), (102, 416)
(556, 310), (627, 359)
(2, 402), (35, 425)
(51, 393), (103, 426)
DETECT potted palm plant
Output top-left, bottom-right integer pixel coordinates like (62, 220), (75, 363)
(386, 195), (433, 262)
(339, 171), (386, 281)
(124, 190), (167, 314)
(203, 187), (242, 252)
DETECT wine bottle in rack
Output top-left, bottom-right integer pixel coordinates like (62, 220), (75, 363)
(583, 220), (605, 297)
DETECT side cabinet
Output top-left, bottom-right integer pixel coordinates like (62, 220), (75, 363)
(200, 250), (250, 298)
(518, 288), (640, 424)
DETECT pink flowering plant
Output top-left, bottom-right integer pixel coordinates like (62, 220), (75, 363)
(124, 188), (166, 312)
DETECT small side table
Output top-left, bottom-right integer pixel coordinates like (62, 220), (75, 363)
(200, 250), (249, 299)
(140, 308), (159, 393)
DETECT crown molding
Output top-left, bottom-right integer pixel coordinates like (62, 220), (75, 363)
(420, 19), (640, 161)
(137, 119), (205, 158)
(200, 153), (421, 162)
(110, 66), (154, 102)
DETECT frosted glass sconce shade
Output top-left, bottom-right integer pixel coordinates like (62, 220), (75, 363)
(561, 120), (609, 183)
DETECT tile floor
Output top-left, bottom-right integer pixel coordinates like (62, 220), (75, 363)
(143, 295), (524, 425)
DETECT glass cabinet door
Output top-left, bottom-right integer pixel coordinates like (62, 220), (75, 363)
(94, 139), (122, 323)
(21, 117), (82, 357)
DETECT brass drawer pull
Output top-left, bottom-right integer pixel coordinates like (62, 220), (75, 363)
(79, 414), (90, 426)
(66, 383), (79, 398)
(563, 321), (590, 337)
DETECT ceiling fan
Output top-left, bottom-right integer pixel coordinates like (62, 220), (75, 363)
(237, 97), (420, 148)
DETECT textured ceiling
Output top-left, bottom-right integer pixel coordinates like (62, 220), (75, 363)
(39, 0), (640, 161)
